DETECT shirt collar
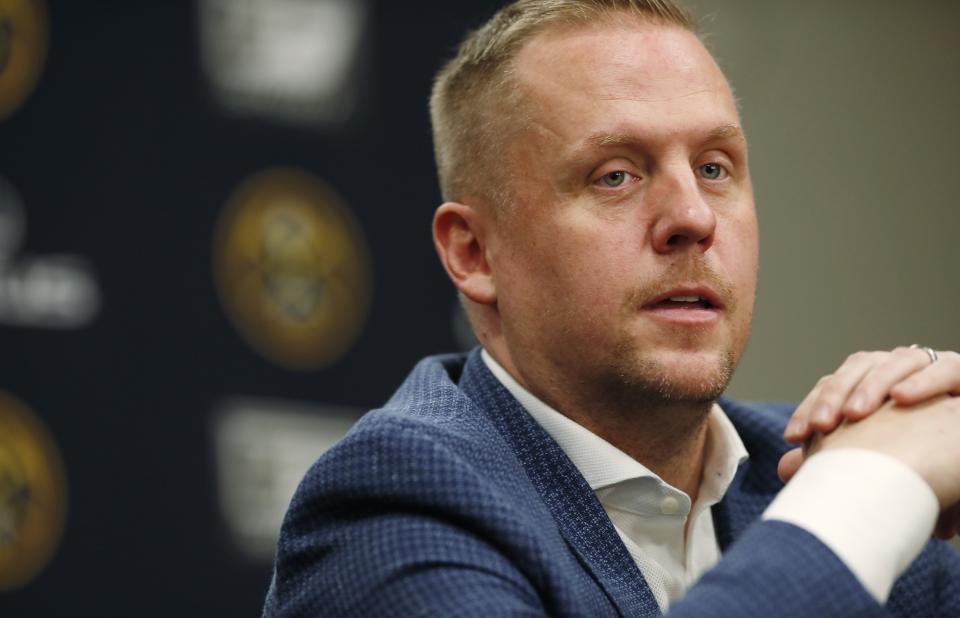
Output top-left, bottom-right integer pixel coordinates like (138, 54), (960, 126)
(481, 348), (748, 502)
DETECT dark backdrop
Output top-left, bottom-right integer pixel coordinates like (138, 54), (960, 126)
(0, 1), (502, 615)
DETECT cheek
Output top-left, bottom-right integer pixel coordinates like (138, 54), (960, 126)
(718, 212), (759, 286)
(499, 217), (634, 311)
(548, 220), (637, 296)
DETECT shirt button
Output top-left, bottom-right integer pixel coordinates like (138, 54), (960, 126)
(660, 495), (680, 515)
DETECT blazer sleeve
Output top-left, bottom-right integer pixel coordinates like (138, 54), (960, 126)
(934, 540), (960, 615)
(667, 520), (885, 617)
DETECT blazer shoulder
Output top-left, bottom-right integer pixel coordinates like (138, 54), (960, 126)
(269, 355), (577, 616)
(283, 351), (538, 532)
(291, 395), (517, 511)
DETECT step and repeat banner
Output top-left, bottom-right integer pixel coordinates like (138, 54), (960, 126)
(0, 1), (483, 614)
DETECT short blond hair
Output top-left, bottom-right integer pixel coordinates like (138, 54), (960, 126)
(429, 0), (695, 207)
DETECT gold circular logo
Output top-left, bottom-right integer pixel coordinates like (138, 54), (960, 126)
(0, 0), (47, 122)
(213, 168), (373, 370)
(0, 390), (67, 592)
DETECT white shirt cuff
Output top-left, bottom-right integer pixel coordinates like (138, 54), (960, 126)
(763, 448), (938, 603)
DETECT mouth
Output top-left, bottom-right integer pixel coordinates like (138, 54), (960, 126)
(643, 287), (724, 311)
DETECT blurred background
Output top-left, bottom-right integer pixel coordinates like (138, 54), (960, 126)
(0, 0), (957, 615)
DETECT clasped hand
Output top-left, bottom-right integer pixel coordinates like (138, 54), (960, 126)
(778, 346), (960, 539)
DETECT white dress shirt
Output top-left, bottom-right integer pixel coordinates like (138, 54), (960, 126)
(481, 349), (939, 609)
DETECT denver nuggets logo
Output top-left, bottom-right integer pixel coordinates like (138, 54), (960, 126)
(0, 391), (67, 592)
(213, 168), (373, 370)
(0, 0), (47, 122)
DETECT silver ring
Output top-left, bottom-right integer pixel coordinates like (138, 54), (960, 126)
(910, 344), (938, 364)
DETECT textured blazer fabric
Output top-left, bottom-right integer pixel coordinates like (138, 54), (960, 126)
(264, 349), (960, 617)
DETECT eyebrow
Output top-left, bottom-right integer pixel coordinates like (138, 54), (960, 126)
(705, 124), (746, 142)
(586, 123), (746, 149)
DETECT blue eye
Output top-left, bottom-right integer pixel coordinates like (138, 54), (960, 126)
(699, 163), (724, 180)
(601, 171), (628, 187)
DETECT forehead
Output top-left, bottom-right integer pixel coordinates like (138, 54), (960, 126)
(511, 18), (738, 139)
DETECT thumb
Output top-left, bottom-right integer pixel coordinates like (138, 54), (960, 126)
(777, 447), (805, 483)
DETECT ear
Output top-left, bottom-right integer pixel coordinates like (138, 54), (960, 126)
(432, 202), (497, 305)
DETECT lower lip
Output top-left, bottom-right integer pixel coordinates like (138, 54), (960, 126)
(642, 305), (721, 325)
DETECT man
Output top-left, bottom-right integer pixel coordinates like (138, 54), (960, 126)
(264, 1), (960, 615)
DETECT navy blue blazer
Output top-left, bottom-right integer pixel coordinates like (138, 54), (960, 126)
(265, 350), (960, 617)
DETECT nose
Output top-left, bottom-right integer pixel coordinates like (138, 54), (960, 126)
(649, 171), (717, 254)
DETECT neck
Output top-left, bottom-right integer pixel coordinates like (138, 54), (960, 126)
(484, 341), (713, 502)
(561, 392), (712, 503)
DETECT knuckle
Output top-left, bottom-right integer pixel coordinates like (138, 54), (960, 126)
(818, 383), (844, 401)
(816, 378), (844, 399)
(846, 351), (866, 363)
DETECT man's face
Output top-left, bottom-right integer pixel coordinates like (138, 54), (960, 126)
(486, 18), (758, 408)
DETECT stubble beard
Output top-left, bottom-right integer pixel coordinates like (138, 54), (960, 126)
(606, 334), (737, 410)
(602, 256), (744, 411)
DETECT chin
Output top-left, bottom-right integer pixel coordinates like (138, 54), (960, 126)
(608, 345), (737, 404)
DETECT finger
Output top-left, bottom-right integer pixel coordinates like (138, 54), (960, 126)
(806, 351), (886, 434)
(777, 448), (804, 483)
(840, 346), (932, 420)
(891, 351), (960, 405)
(786, 356), (876, 443)
(784, 376), (830, 442)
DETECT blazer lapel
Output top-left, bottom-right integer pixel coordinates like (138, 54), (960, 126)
(713, 398), (793, 550)
(459, 351), (662, 618)
(711, 461), (768, 551)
